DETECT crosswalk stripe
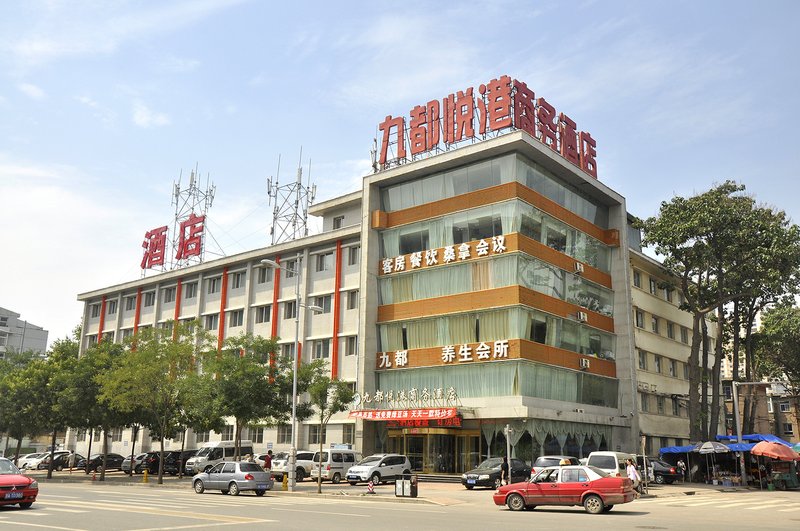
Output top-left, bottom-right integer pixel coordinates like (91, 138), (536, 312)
(744, 502), (792, 511)
(45, 508), (89, 513)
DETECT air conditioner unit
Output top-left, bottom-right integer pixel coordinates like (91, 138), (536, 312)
(577, 311), (588, 322)
(574, 408), (585, 413)
(574, 262), (585, 274)
(650, 384), (657, 392)
(579, 358), (590, 370)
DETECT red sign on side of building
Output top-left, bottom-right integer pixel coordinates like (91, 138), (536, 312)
(377, 75), (597, 178)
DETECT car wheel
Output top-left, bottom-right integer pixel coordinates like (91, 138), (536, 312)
(255, 490), (266, 497)
(464, 485), (474, 490)
(19, 502), (33, 509)
(654, 475), (665, 484)
(583, 494), (604, 514)
(296, 468), (305, 482)
(332, 473), (341, 484)
(348, 481), (358, 486)
(402, 469), (410, 476)
(229, 482), (240, 496)
(506, 493), (526, 512)
(56, 465), (63, 472)
(193, 480), (205, 494)
(369, 472), (381, 485)
(97, 465), (104, 473)
(493, 477), (502, 489)
(602, 505), (614, 512)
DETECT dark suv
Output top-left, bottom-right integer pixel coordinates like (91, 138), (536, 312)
(462, 457), (530, 489)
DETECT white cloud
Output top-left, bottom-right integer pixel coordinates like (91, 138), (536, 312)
(158, 55), (201, 73)
(76, 95), (117, 123)
(17, 82), (45, 99)
(132, 100), (171, 128)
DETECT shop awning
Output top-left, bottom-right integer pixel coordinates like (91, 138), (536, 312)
(659, 445), (696, 454)
(715, 434), (793, 447)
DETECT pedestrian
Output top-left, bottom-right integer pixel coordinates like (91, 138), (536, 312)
(263, 450), (272, 471)
(500, 456), (509, 485)
(677, 459), (687, 483)
(626, 458), (642, 495)
(67, 450), (76, 472)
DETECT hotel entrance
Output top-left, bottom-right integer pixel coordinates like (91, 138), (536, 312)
(388, 429), (481, 474)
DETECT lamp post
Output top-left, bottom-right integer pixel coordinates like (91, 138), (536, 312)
(260, 258), (322, 492)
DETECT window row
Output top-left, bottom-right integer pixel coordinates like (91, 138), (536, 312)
(632, 269), (685, 307)
(639, 392), (685, 417)
(379, 253), (613, 316)
(380, 154), (609, 228)
(634, 308), (693, 345)
(381, 198), (611, 272)
(637, 349), (689, 379)
(379, 306), (615, 361)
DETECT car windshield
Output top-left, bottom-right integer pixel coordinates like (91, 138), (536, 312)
(240, 462), (263, 472)
(475, 458), (503, 470)
(90, 454), (104, 459)
(357, 456), (382, 466)
(273, 452), (288, 460)
(195, 448), (211, 457)
(0, 460), (21, 475)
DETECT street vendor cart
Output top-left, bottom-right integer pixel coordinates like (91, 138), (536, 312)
(770, 460), (799, 491)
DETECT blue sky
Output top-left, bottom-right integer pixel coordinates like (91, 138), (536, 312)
(1, 0), (799, 347)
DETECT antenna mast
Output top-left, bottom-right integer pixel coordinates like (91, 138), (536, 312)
(171, 164), (216, 269)
(267, 148), (316, 245)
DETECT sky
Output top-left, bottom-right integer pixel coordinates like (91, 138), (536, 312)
(1, 0), (799, 349)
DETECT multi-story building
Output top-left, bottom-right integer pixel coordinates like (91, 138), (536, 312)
(0, 307), (48, 358)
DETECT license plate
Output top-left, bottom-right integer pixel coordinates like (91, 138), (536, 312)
(347, 475), (358, 480)
(467, 479), (476, 485)
(257, 483), (267, 490)
(4, 492), (23, 500)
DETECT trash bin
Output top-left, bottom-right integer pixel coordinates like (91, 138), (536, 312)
(395, 473), (418, 498)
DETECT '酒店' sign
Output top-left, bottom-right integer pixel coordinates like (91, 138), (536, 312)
(377, 75), (597, 178)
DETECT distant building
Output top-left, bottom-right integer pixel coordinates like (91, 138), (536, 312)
(0, 307), (48, 358)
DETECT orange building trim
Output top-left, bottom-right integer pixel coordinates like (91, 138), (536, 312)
(97, 296), (107, 343)
(217, 266), (229, 350)
(331, 240), (343, 378)
(270, 255), (281, 339)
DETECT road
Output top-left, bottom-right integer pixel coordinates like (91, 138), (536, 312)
(2, 477), (799, 530)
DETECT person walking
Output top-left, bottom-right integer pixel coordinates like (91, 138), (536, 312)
(626, 458), (642, 496)
(263, 450), (273, 471)
(67, 450), (76, 474)
(677, 459), (687, 483)
(500, 457), (509, 485)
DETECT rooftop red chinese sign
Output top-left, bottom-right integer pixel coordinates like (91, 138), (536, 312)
(377, 75), (597, 178)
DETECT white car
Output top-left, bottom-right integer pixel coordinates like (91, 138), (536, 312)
(271, 451), (315, 482)
(16, 453), (46, 470)
(346, 454), (411, 485)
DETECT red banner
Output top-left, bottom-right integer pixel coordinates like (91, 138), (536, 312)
(349, 408), (457, 421)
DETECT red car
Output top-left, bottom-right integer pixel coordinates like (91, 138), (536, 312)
(0, 458), (38, 509)
(493, 465), (635, 514)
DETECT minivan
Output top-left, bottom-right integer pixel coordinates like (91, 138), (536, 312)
(309, 449), (360, 484)
(586, 451), (635, 477)
(186, 440), (254, 474)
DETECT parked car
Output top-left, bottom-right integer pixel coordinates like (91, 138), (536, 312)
(30, 451), (68, 470)
(493, 465), (636, 513)
(462, 457), (529, 489)
(121, 453), (148, 474)
(649, 459), (682, 484)
(586, 451), (635, 478)
(346, 454), (411, 485)
(530, 455), (580, 476)
(167, 449), (197, 475)
(16, 452), (46, 470)
(271, 450), (315, 482)
(311, 449), (360, 484)
(186, 440), (254, 474)
(192, 461), (273, 496)
(144, 450), (192, 475)
(76, 453), (125, 472)
(38, 452), (83, 471)
(0, 458), (38, 509)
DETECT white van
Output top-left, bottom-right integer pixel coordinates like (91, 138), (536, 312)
(186, 440), (254, 474)
(309, 448), (360, 484)
(586, 451), (635, 477)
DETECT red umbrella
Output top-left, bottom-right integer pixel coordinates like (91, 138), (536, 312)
(751, 441), (800, 461)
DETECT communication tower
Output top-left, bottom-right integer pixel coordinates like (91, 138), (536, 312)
(171, 165), (216, 269)
(267, 149), (316, 245)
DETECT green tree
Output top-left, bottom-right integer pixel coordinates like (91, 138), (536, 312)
(758, 302), (800, 431)
(307, 369), (355, 493)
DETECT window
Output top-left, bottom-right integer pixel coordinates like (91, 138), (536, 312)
(207, 277), (221, 294)
(76, 429), (87, 441)
(768, 399), (774, 413)
(105, 300), (117, 315)
(672, 398), (680, 416)
(277, 425), (291, 444)
(638, 349), (647, 370)
(205, 314), (219, 330)
(314, 295), (332, 313)
(255, 305), (271, 324)
(313, 338), (331, 359)
(163, 287), (176, 303)
(196, 431), (210, 444)
(280, 343), (295, 359)
(125, 296), (137, 311)
(185, 282), (197, 299)
(633, 270), (641, 288)
(649, 278), (657, 295)
(221, 425), (234, 440)
(780, 402), (790, 413)
(111, 427), (123, 442)
(784, 423), (794, 435)
(347, 290), (359, 310)
(681, 326), (689, 344)
(251, 426), (264, 444)
(723, 385), (732, 400)
(665, 288), (673, 303)
(87, 334), (98, 346)
(284, 301), (297, 319)
(316, 252), (334, 272)
(348, 246), (360, 266)
(229, 309), (244, 328)
(343, 424), (355, 445)
(667, 322), (675, 339)
(121, 328), (133, 340)
(285, 259), (298, 278)
(91, 304), (101, 318)
(640, 392), (649, 412)
(231, 272), (245, 289)
(635, 309), (644, 328)
(683, 363), (690, 380)
(653, 355), (662, 374)
(657, 396), (665, 414)
(346, 336), (358, 356)
(333, 215), (345, 229)
(651, 316), (659, 334)
(94, 430), (101, 442)
(309, 425), (327, 445)
(144, 291), (156, 307)
(257, 266), (272, 284)
(669, 359), (677, 377)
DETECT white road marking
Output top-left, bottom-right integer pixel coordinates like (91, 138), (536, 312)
(743, 502), (793, 510)
(0, 521), (88, 531)
(133, 521), (277, 530)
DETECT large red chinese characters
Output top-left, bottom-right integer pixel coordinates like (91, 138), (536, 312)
(175, 213), (206, 260)
(377, 75), (598, 179)
(140, 226), (168, 269)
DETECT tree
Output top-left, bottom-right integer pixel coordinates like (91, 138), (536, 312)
(758, 302), (800, 433)
(307, 368), (355, 494)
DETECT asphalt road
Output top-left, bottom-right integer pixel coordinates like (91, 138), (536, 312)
(2, 476), (800, 530)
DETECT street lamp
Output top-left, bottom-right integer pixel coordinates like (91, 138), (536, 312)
(260, 258), (322, 492)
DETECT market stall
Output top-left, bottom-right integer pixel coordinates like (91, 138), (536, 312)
(750, 440), (800, 491)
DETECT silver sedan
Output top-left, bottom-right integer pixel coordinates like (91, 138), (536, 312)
(192, 461), (273, 496)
